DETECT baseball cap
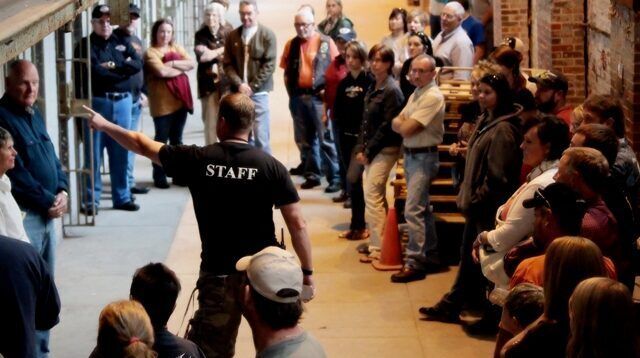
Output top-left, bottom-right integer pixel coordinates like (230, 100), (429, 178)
(335, 27), (357, 42)
(236, 246), (303, 304)
(501, 36), (526, 54)
(522, 182), (585, 212)
(129, 3), (141, 16)
(528, 70), (569, 92)
(92, 4), (111, 19)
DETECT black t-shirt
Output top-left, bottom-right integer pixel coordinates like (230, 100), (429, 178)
(0, 236), (60, 358)
(333, 71), (373, 136)
(160, 142), (299, 274)
(155, 329), (206, 358)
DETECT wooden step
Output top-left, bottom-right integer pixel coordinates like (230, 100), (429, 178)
(431, 195), (457, 203)
(434, 212), (466, 224)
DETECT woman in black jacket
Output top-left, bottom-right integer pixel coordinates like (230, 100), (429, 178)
(422, 73), (523, 327)
(354, 44), (404, 261)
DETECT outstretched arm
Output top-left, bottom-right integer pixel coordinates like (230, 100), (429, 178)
(279, 202), (315, 297)
(83, 105), (163, 164)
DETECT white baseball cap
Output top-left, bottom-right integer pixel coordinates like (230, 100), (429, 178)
(236, 246), (303, 303)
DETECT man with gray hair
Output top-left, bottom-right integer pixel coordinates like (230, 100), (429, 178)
(391, 55), (447, 282)
(432, 1), (474, 80)
(224, 0), (277, 153)
(280, 7), (341, 193)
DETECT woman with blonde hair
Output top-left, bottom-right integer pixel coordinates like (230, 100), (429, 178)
(501, 237), (607, 358)
(569, 104), (585, 135)
(567, 277), (637, 358)
(90, 300), (156, 358)
(194, 2), (232, 145)
(318, 0), (354, 41)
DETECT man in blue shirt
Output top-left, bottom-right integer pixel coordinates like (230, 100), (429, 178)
(75, 4), (143, 214)
(0, 59), (67, 357)
(457, 0), (486, 63)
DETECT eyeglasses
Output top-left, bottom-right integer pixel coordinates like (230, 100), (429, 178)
(410, 68), (431, 74)
(294, 22), (313, 29)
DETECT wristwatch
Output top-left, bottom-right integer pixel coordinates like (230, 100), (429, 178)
(301, 268), (313, 276)
(108, 61), (116, 69)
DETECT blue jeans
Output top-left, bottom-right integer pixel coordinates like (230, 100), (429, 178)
(152, 108), (188, 183)
(290, 94), (340, 184)
(23, 209), (57, 357)
(127, 99), (142, 188)
(84, 95), (133, 208)
(249, 93), (271, 154)
(404, 151), (441, 268)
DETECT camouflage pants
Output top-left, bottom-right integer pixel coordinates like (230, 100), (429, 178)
(186, 272), (245, 358)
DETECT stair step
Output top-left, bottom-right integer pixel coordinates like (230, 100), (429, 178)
(431, 195), (457, 203)
(434, 212), (466, 224)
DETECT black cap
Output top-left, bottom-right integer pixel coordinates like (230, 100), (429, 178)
(335, 27), (357, 42)
(522, 182), (585, 213)
(91, 4), (111, 19)
(528, 70), (569, 92)
(129, 3), (141, 16)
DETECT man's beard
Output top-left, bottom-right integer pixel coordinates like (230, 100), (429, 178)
(537, 97), (556, 114)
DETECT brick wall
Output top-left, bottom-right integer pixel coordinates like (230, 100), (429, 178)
(610, 4), (640, 145)
(495, 0), (530, 64)
(550, 0), (586, 103)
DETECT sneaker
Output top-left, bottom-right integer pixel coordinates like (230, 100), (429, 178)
(463, 315), (499, 336)
(332, 191), (349, 203)
(80, 206), (98, 216)
(289, 164), (304, 176)
(130, 185), (150, 194)
(418, 300), (460, 323)
(300, 178), (321, 189)
(324, 182), (341, 193)
(113, 201), (140, 211)
(359, 250), (380, 263)
(154, 179), (170, 189)
(356, 242), (370, 254)
(390, 267), (427, 283)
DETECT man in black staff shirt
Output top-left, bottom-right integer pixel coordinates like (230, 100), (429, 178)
(75, 4), (142, 214)
(83, 93), (315, 358)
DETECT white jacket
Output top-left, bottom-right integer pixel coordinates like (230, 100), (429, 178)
(0, 174), (29, 242)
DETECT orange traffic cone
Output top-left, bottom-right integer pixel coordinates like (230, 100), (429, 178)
(372, 207), (403, 271)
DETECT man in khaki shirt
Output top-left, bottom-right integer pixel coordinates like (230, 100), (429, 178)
(391, 54), (446, 283)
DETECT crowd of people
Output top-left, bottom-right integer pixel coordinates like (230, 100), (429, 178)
(1, 0), (639, 357)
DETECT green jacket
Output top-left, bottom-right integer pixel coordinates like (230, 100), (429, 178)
(223, 24), (277, 93)
(318, 16), (354, 41)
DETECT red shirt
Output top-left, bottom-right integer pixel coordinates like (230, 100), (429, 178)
(554, 104), (573, 127)
(324, 57), (348, 119)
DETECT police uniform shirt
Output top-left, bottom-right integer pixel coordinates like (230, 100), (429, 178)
(159, 142), (299, 274)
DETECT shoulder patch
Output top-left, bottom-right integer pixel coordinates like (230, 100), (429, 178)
(319, 42), (329, 54)
(115, 44), (126, 52)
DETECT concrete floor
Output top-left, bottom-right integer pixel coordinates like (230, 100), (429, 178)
(51, 0), (495, 356)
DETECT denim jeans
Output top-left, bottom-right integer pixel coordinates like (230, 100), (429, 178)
(201, 91), (221, 145)
(127, 99), (142, 188)
(404, 151), (441, 268)
(364, 147), (400, 250)
(84, 95), (133, 207)
(152, 108), (188, 183)
(249, 92), (271, 154)
(23, 209), (57, 358)
(289, 94), (340, 184)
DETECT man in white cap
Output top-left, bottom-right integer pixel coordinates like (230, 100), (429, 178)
(237, 246), (326, 358)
